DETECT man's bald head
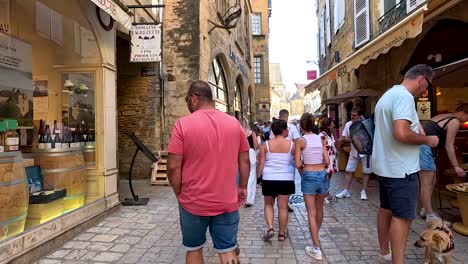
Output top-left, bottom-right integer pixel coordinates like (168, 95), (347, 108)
(189, 80), (213, 102)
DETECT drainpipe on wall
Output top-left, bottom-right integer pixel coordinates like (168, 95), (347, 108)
(158, 0), (166, 151)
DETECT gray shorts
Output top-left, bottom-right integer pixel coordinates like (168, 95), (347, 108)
(378, 173), (419, 219)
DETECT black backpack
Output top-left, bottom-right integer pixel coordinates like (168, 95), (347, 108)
(349, 116), (375, 168)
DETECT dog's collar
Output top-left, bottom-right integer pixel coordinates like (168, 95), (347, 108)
(435, 226), (454, 253)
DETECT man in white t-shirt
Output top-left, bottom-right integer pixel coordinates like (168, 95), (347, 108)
(372, 64), (438, 263)
(270, 109), (300, 141)
(335, 108), (372, 200)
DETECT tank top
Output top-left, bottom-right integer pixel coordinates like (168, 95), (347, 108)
(420, 116), (458, 149)
(262, 141), (295, 181)
(247, 134), (254, 149)
(301, 134), (323, 165)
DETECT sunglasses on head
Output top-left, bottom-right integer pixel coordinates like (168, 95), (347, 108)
(423, 77), (433, 90)
(184, 93), (201, 103)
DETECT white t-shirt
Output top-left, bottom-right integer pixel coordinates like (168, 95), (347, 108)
(270, 123), (300, 141)
(372, 85), (420, 178)
(342, 120), (359, 158)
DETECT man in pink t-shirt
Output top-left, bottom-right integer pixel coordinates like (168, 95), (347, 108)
(167, 80), (250, 264)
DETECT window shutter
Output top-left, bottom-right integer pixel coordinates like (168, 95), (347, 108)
(326, 0), (331, 46)
(407, 0), (425, 13)
(339, 0), (346, 28)
(319, 12), (326, 57)
(354, 0), (370, 48)
(333, 0), (339, 33)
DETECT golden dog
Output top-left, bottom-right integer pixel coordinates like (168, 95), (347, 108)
(414, 218), (454, 264)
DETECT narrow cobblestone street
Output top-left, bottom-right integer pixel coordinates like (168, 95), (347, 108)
(38, 172), (468, 264)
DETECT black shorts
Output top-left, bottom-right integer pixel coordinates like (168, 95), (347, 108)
(262, 180), (295, 197)
(378, 173), (419, 219)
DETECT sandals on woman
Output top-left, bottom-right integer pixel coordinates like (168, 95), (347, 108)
(262, 228), (275, 241)
(278, 232), (289, 241)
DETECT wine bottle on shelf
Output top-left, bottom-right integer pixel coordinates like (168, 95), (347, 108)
(51, 120), (61, 149)
(44, 120), (52, 149)
(80, 120), (86, 147)
(69, 124), (76, 148)
(62, 121), (69, 149)
(5, 120), (19, 152)
(38, 119), (45, 150)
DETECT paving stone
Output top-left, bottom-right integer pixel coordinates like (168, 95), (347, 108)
(109, 244), (131, 253)
(39, 173), (468, 264)
(93, 252), (123, 262)
(87, 242), (114, 251)
(90, 234), (119, 242)
(47, 249), (71, 259)
(64, 250), (89, 260)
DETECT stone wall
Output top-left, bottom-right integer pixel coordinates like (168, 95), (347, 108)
(162, 0), (201, 146)
(117, 37), (161, 179)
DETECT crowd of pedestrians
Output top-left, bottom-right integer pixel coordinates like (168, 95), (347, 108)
(167, 63), (466, 264)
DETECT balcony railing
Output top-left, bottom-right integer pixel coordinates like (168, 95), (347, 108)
(378, 1), (407, 34)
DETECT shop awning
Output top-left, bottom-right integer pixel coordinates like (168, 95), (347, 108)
(323, 89), (383, 105)
(305, 5), (427, 95)
(90, 0), (132, 30)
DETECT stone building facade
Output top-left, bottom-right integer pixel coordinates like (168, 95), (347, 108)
(251, 0), (272, 122)
(118, 0), (255, 179)
(306, 0), (467, 133)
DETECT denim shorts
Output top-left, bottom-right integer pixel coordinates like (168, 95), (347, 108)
(419, 145), (436, 171)
(301, 170), (329, 195)
(378, 173), (419, 219)
(179, 205), (239, 253)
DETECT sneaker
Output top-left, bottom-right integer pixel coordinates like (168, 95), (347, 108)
(420, 208), (427, 218)
(305, 246), (322, 260)
(360, 190), (368, 200)
(378, 252), (392, 261)
(335, 189), (351, 199)
(426, 213), (442, 223)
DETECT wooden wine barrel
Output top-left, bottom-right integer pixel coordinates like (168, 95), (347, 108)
(0, 152), (28, 240)
(83, 145), (96, 167)
(33, 149), (86, 213)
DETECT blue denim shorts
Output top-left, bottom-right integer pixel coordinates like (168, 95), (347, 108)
(179, 205), (239, 253)
(419, 145), (436, 171)
(378, 173), (419, 219)
(301, 170), (329, 195)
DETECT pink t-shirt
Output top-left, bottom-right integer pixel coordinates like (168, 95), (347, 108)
(167, 109), (250, 216)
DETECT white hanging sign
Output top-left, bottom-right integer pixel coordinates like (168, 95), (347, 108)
(130, 24), (162, 62)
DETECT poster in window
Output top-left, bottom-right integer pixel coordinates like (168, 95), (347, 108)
(0, 32), (33, 127)
(0, 0), (9, 34)
(32, 80), (48, 121)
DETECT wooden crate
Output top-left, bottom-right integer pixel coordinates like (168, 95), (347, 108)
(150, 151), (169, 185)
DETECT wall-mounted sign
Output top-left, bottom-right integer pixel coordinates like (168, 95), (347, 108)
(307, 70), (317, 80)
(0, 32), (32, 73)
(417, 100), (431, 120)
(229, 45), (249, 79)
(259, 103), (270, 112)
(90, 0), (131, 30)
(130, 24), (162, 62)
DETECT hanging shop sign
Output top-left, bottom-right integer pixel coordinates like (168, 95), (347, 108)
(90, 0), (132, 30)
(130, 24), (162, 62)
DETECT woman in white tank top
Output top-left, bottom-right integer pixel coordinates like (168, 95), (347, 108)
(256, 119), (295, 241)
(295, 113), (329, 260)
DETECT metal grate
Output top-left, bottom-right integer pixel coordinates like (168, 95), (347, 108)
(378, 1), (407, 34)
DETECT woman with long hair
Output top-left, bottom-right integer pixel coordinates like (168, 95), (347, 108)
(241, 118), (259, 207)
(257, 119), (295, 241)
(319, 118), (338, 205)
(295, 113), (330, 260)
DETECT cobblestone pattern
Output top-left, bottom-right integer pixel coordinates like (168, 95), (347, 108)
(38, 172), (468, 263)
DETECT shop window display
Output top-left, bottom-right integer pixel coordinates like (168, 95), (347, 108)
(0, 0), (102, 241)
